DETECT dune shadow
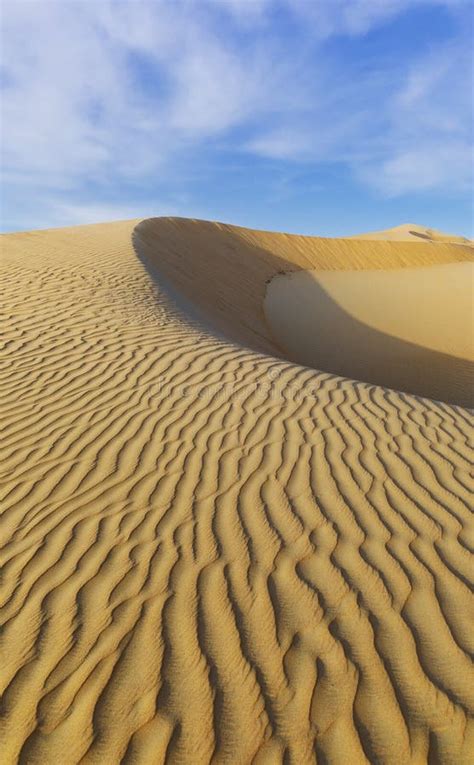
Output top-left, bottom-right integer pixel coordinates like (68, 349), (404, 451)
(265, 273), (473, 409)
(409, 230), (431, 240)
(132, 218), (473, 409)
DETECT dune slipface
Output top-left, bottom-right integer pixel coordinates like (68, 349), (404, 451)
(264, 262), (474, 407)
(1, 218), (473, 765)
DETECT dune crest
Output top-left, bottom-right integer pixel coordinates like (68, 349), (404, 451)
(350, 222), (473, 244)
(1, 218), (473, 764)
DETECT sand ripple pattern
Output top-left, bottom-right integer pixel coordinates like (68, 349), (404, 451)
(1, 219), (473, 764)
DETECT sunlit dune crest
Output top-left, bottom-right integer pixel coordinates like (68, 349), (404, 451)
(350, 222), (473, 245)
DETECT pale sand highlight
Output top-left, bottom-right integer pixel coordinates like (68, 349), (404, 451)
(265, 262), (474, 408)
(1, 218), (473, 764)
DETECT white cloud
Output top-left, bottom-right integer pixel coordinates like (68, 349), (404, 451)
(286, 0), (468, 37)
(357, 39), (473, 195)
(246, 18), (472, 197)
(1, 0), (472, 230)
(1, 0), (293, 187)
(370, 141), (472, 195)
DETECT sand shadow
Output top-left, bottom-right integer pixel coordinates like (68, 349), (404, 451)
(132, 218), (473, 408)
(265, 272), (473, 409)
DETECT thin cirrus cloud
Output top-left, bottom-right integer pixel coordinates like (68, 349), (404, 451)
(0, 0), (472, 232)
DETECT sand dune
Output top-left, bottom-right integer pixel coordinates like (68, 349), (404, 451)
(350, 223), (473, 244)
(1, 218), (473, 764)
(265, 262), (474, 407)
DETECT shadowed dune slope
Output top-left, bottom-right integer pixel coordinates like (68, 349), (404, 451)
(135, 217), (473, 354)
(264, 263), (474, 408)
(1, 217), (473, 765)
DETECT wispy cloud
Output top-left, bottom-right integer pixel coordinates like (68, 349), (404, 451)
(1, 0), (472, 231)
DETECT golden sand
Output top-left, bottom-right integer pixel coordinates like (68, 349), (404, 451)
(350, 222), (473, 244)
(265, 262), (474, 407)
(1, 218), (473, 764)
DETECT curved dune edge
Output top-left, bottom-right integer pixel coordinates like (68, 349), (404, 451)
(264, 262), (474, 408)
(0, 217), (473, 765)
(349, 223), (473, 244)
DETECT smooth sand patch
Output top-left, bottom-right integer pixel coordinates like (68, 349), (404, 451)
(1, 219), (473, 764)
(264, 262), (474, 407)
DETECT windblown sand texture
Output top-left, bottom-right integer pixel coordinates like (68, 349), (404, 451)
(1, 218), (473, 765)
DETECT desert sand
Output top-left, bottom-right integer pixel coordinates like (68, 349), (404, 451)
(1, 218), (473, 765)
(265, 262), (474, 407)
(350, 223), (473, 244)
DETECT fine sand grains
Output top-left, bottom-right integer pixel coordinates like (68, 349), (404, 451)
(1, 218), (473, 764)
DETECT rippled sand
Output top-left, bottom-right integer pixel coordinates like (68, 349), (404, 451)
(1, 218), (473, 764)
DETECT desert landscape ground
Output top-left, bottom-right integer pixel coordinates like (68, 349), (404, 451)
(1, 218), (473, 764)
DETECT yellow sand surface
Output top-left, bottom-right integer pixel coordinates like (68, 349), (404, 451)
(1, 218), (473, 765)
(265, 262), (474, 407)
(350, 222), (473, 244)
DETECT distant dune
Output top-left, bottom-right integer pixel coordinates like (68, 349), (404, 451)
(1, 218), (473, 764)
(350, 222), (473, 244)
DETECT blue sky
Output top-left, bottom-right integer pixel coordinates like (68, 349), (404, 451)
(1, 0), (473, 236)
